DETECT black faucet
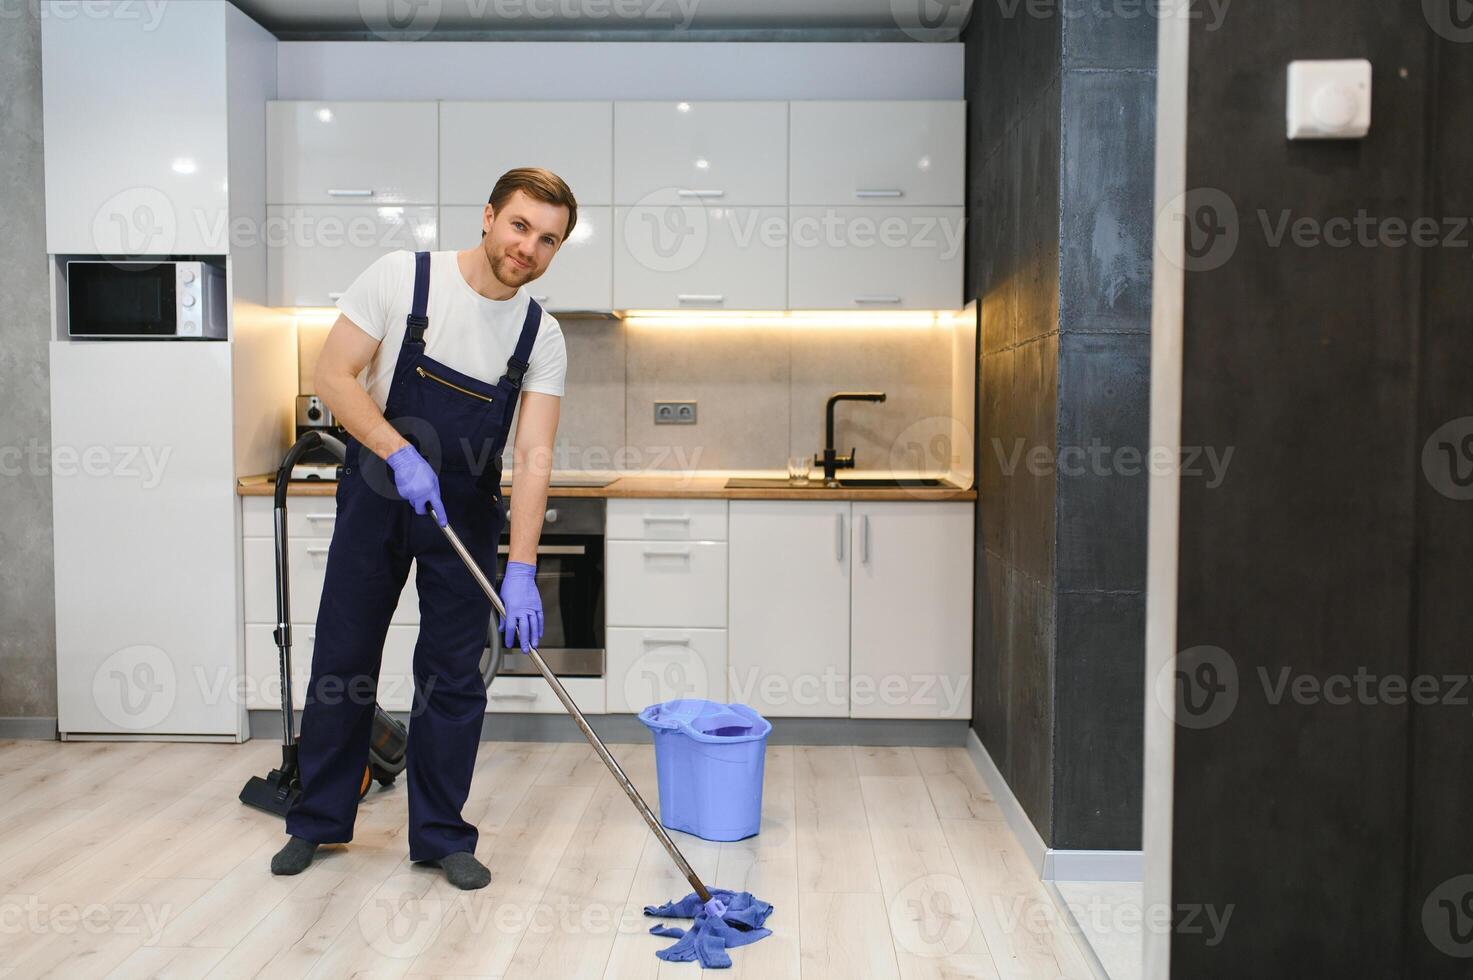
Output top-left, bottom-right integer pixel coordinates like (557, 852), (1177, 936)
(814, 391), (887, 484)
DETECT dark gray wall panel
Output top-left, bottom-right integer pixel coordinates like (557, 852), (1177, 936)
(967, 0), (1153, 851)
(1170, 0), (1446, 974)
(1056, 331), (1150, 595)
(1053, 590), (1145, 847)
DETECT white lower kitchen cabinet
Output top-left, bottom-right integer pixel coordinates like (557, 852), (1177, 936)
(242, 496), (601, 716)
(244, 622), (420, 712)
(849, 501), (973, 719)
(487, 675), (605, 714)
(605, 539), (728, 628)
(728, 501), (851, 719)
(241, 536), (421, 626)
(606, 627), (727, 713)
(266, 204), (438, 308)
(440, 205), (613, 311)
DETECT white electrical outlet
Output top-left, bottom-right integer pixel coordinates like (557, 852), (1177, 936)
(654, 400), (697, 425)
(1287, 59), (1372, 140)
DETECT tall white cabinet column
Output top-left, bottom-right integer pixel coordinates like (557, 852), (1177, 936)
(43, 1), (280, 739)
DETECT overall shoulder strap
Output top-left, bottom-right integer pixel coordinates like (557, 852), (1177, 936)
(501, 297), (543, 389)
(405, 251), (431, 344)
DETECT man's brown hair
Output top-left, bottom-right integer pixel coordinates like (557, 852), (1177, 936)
(486, 167), (577, 243)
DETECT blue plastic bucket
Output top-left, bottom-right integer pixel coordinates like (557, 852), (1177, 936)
(638, 699), (772, 842)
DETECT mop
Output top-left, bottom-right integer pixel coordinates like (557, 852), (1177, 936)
(427, 504), (774, 969)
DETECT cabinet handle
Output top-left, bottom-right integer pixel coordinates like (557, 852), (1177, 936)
(642, 635), (693, 646)
(835, 512), (845, 562)
(642, 514), (691, 524)
(305, 546), (330, 556)
(855, 295), (902, 305)
(855, 189), (903, 198)
(327, 292), (344, 300)
(677, 294), (724, 305)
(677, 189), (725, 198)
(498, 543), (586, 556)
(490, 692), (538, 702)
(643, 546), (692, 559)
(531, 294), (549, 303)
(861, 514), (871, 564)
(304, 514), (336, 522)
(327, 188), (374, 197)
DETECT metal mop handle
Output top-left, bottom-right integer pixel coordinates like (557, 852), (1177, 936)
(427, 503), (715, 905)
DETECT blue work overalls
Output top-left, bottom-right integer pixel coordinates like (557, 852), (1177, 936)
(286, 251), (542, 861)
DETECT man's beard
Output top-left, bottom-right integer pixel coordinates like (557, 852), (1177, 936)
(494, 249), (535, 285)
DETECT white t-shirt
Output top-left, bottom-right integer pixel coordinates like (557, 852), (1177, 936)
(335, 249), (567, 410)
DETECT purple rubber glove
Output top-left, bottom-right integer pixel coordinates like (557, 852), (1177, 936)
(498, 560), (542, 652)
(386, 444), (446, 527)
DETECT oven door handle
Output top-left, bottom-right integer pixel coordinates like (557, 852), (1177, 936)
(497, 544), (587, 556)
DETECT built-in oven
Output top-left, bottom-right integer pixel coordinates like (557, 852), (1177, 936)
(487, 494), (605, 679)
(65, 259), (228, 339)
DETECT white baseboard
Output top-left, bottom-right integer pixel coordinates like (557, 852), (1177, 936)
(1044, 848), (1144, 883)
(965, 728), (1142, 884)
(965, 728), (1048, 871)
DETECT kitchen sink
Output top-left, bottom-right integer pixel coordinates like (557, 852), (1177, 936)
(835, 477), (946, 488)
(724, 476), (948, 490)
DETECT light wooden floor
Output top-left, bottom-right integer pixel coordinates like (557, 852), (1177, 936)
(0, 738), (1092, 979)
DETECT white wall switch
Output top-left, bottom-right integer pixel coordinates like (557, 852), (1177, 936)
(1288, 59), (1372, 139)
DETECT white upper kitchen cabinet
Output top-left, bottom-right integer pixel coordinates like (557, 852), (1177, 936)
(440, 102), (612, 205)
(267, 101), (438, 205)
(613, 205), (786, 310)
(789, 101), (965, 206)
(613, 101), (787, 206)
(267, 205), (437, 308)
(440, 205), (613, 312)
(849, 501), (973, 720)
(729, 501), (851, 719)
(41, 1), (235, 254)
(787, 205), (964, 310)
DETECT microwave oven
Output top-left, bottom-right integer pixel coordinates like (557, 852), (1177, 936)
(65, 260), (227, 340)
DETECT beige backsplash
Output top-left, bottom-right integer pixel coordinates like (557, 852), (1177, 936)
(299, 314), (968, 474)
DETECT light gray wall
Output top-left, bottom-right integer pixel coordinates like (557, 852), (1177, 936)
(0, 6), (58, 723)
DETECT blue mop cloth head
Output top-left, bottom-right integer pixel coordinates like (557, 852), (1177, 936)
(643, 888), (774, 969)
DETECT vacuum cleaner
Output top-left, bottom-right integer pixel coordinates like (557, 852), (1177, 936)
(240, 431), (411, 817)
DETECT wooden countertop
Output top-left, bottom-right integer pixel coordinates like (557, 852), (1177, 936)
(236, 471), (977, 502)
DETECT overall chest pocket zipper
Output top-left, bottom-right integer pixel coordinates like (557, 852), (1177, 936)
(416, 365), (494, 403)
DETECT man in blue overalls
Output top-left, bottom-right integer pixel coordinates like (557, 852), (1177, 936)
(269, 169), (575, 889)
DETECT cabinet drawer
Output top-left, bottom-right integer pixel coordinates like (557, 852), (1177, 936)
(243, 537), (421, 625)
(267, 205), (437, 308)
(607, 499), (727, 541)
(242, 495), (342, 539)
(606, 540), (727, 628)
(268, 101), (438, 205)
(606, 627), (727, 713)
(440, 205), (613, 312)
(441, 101), (612, 205)
(612, 205), (787, 311)
(614, 101), (786, 205)
(789, 101), (964, 206)
(244, 622), (420, 711)
(787, 206), (963, 310)
(485, 675), (605, 714)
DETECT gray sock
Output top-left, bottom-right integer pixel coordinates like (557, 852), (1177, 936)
(270, 836), (319, 875)
(436, 851), (492, 890)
